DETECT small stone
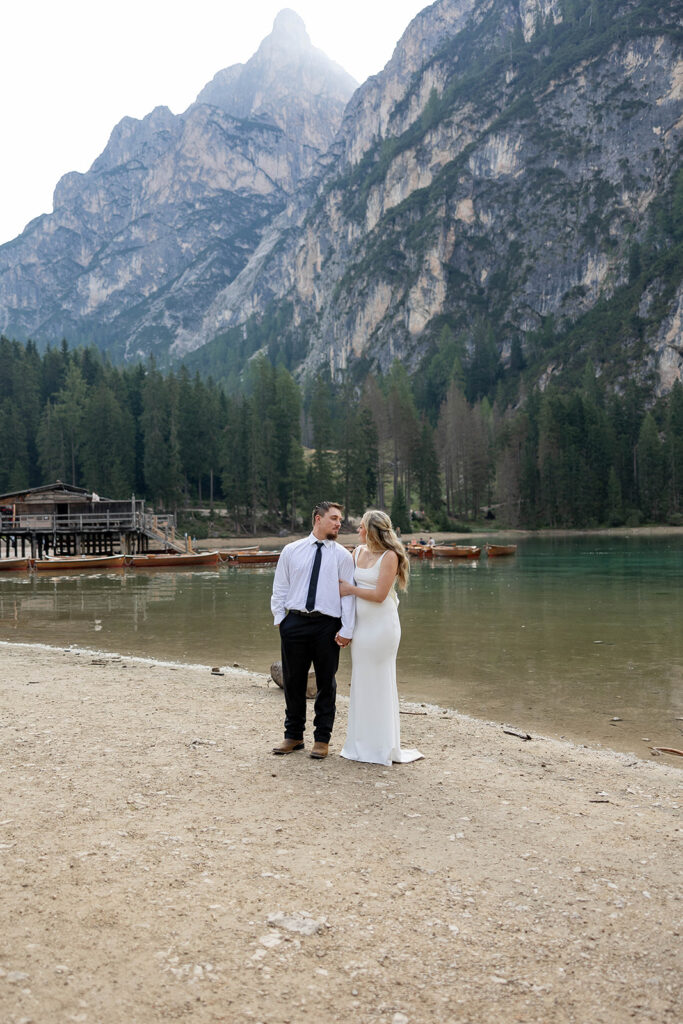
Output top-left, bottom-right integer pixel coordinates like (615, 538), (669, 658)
(267, 911), (327, 936)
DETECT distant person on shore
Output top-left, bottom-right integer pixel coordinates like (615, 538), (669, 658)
(339, 509), (423, 767)
(271, 501), (355, 760)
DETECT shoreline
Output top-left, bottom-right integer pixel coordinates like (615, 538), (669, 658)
(1, 642), (680, 1023)
(199, 523), (683, 549)
(3, 638), (680, 769)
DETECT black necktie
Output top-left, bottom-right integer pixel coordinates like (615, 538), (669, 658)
(305, 542), (324, 611)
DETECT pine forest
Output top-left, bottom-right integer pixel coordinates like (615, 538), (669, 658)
(1, 336), (682, 534)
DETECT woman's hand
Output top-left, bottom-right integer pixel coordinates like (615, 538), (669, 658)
(339, 579), (355, 597)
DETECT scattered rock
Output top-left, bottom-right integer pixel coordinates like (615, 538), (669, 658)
(267, 911), (327, 936)
(270, 661), (317, 698)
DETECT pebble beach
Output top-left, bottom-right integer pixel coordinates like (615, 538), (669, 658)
(0, 641), (680, 1023)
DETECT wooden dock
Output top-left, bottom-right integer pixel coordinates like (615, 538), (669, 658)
(0, 483), (184, 561)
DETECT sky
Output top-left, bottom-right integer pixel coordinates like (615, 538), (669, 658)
(0, 0), (428, 246)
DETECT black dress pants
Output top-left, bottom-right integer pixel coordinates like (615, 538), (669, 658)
(279, 612), (341, 742)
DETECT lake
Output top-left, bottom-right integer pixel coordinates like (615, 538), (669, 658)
(1, 535), (681, 759)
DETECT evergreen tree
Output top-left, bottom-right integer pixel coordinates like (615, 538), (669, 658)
(606, 466), (624, 526)
(386, 361), (419, 498)
(81, 382), (135, 497)
(141, 367), (183, 507)
(415, 421), (442, 513)
(637, 413), (665, 520)
(360, 375), (388, 508)
(665, 381), (683, 514)
(307, 372), (336, 503)
(390, 482), (411, 534)
(36, 364), (88, 486)
(466, 320), (501, 404)
(273, 365), (305, 522)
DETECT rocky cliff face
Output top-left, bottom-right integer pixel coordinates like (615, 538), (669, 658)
(0, 10), (356, 360)
(183, 0), (682, 396)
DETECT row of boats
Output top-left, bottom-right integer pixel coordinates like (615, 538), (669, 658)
(0, 542), (516, 573)
(0, 548), (280, 573)
(406, 543), (517, 559)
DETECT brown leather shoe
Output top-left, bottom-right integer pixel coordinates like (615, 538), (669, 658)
(272, 738), (304, 755)
(310, 741), (329, 760)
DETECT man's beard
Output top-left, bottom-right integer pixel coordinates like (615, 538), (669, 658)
(326, 531), (337, 540)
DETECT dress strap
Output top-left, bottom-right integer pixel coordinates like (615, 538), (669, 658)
(354, 546), (388, 569)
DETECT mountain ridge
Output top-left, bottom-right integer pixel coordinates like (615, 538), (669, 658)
(1, 0), (681, 404)
(181, 0), (683, 398)
(0, 10), (357, 359)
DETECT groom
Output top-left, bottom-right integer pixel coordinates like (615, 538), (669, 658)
(271, 501), (355, 759)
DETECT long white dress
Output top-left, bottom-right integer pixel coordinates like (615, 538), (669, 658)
(340, 549), (424, 766)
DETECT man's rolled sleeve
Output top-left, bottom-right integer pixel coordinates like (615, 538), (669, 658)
(271, 548), (290, 625)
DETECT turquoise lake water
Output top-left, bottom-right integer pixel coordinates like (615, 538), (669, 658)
(1, 535), (681, 760)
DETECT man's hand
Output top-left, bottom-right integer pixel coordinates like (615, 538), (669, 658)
(335, 633), (351, 648)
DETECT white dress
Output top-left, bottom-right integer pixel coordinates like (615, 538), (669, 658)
(340, 549), (424, 766)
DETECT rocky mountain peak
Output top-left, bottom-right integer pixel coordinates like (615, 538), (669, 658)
(194, 10), (357, 162)
(269, 8), (311, 50)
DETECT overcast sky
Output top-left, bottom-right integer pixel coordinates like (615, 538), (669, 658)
(0, 1), (428, 246)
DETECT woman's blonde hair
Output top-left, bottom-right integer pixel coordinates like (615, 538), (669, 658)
(362, 509), (410, 591)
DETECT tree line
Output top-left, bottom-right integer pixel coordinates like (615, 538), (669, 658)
(1, 336), (682, 532)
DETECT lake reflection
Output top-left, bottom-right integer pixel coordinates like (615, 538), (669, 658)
(1, 536), (681, 758)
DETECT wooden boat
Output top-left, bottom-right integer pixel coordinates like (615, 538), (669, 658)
(431, 545), (481, 559)
(230, 550), (281, 565)
(406, 544), (434, 558)
(0, 557), (32, 572)
(33, 554), (126, 571)
(485, 544), (517, 557)
(125, 550), (220, 568)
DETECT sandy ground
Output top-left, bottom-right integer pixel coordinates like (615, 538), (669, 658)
(0, 643), (680, 1024)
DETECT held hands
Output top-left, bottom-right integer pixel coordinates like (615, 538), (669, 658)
(335, 633), (351, 648)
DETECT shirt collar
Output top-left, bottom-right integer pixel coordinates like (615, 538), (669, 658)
(308, 533), (333, 548)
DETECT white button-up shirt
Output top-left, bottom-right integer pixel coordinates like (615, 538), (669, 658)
(271, 534), (356, 638)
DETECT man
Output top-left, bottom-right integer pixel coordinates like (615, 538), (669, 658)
(271, 501), (355, 759)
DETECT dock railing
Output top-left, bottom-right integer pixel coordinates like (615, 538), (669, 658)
(0, 509), (177, 536)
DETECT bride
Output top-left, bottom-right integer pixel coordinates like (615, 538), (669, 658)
(339, 509), (424, 766)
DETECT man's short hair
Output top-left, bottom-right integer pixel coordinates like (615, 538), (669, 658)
(312, 501), (343, 526)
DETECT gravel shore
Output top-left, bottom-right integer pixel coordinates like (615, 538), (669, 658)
(0, 642), (680, 1023)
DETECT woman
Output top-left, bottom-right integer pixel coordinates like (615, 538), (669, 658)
(339, 509), (423, 766)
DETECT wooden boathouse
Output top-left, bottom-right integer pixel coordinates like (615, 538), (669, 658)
(0, 482), (184, 559)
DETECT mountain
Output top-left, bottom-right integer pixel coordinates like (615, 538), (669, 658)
(0, 10), (357, 360)
(182, 0), (683, 398)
